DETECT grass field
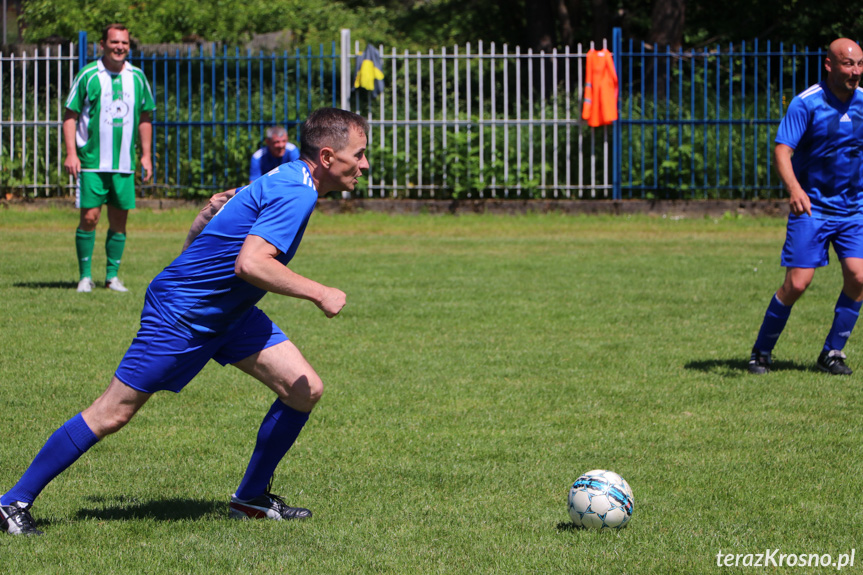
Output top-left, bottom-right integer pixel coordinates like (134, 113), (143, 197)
(1, 207), (861, 574)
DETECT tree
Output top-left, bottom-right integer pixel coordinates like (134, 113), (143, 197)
(648, 0), (685, 48)
(17, 0), (863, 52)
(590, 0), (609, 48)
(526, 0), (555, 52)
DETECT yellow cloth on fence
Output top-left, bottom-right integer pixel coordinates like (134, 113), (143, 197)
(354, 44), (385, 98)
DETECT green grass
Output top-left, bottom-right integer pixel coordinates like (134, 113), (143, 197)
(1, 207), (861, 574)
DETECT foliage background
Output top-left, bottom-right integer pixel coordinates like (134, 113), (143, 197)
(16, 0), (863, 53)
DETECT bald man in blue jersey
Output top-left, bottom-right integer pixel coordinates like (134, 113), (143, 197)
(749, 38), (863, 375)
(1, 108), (370, 535)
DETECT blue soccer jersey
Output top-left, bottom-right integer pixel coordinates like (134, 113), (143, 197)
(250, 144), (301, 182)
(148, 160), (318, 335)
(775, 82), (863, 219)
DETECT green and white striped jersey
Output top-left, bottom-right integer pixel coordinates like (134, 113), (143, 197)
(65, 58), (156, 173)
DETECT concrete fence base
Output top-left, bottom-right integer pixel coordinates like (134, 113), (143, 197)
(2, 197), (790, 218)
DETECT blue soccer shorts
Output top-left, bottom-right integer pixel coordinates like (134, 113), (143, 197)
(114, 301), (288, 394)
(781, 216), (863, 268)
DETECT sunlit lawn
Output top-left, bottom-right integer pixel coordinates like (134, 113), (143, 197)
(1, 206), (860, 574)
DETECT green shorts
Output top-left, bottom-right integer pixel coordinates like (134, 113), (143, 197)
(76, 172), (136, 210)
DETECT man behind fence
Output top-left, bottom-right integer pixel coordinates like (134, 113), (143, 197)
(748, 38), (863, 375)
(63, 23), (156, 293)
(250, 126), (300, 183)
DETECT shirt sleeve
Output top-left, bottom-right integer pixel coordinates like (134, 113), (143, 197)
(248, 172), (317, 255)
(138, 72), (157, 114)
(775, 96), (809, 150)
(64, 70), (88, 114)
(250, 150), (263, 182)
(286, 143), (300, 163)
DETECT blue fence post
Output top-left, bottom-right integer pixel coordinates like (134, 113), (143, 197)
(78, 30), (87, 70)
(612, 27), (622, 200)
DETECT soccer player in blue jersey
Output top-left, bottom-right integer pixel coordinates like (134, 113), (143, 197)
(250, 126), (301, 183)
(1, 108), (369, 535)
(749, 38), (863, 375)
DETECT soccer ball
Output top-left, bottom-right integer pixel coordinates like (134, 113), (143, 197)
(567, 469), (634, 529)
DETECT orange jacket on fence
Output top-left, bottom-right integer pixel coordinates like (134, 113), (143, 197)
(582, 48), (619, 127)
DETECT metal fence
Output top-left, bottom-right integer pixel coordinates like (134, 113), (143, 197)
(0, 35), (340, 197)
(0, 28), (834, 200)
(0, 43), (76, 193)
(343, 30), (610, 199)
(613, 29), (825, 200)
(93, 33), (340, 195)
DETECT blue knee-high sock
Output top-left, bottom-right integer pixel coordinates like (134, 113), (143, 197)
(824, 291), (863, 352)
(234, 400), (310, 501)
(753, 294), (793, 352)
(1, 413), (99, 506)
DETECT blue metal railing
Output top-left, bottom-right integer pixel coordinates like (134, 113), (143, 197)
(613, 30), (825, 199)
(80, 31), (339, 192)
(0, 30), (835, 199)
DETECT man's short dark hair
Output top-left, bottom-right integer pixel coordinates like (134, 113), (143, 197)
(101, 23), (129, 42)
(300, 108), (369, 160)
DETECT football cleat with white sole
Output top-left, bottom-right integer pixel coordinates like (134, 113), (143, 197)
(229, 491), (312, 520)
(817, 349), (852, 375)
(77, 277), (95, 293)
(1, 501), (43, 536)
(106, 277), (129, 292)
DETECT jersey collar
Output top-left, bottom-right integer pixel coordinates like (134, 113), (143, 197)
(97, 58), (127, 75)
(821, 80), (858, 109)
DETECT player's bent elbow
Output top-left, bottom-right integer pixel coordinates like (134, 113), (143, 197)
(233, 257), (256, 280)
(234, 261), (247, 278)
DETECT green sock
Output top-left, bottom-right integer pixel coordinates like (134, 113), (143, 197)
(105, 229), (126, 281)
(75, 228), (96, 280)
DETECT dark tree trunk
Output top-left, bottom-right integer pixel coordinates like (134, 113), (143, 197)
(648, 0), (685, 49)
(591, 0), (609, 48)
(554, 0), (575, 49)
(526, 0), (556, 53)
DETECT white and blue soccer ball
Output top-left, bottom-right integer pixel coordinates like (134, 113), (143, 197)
(567, 469), (634, 529)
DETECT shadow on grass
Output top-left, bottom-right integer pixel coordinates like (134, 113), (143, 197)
(13, 281), (79, 289)
(684, 358), (816, 374)
(75, 496), (225, 522)
(556, 521), (630, 533)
